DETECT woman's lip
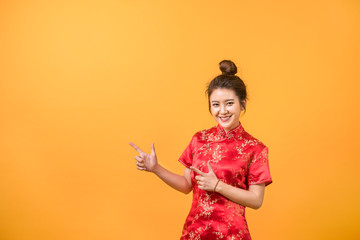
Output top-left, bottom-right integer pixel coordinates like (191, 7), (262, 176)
(219, 116), (231, 122)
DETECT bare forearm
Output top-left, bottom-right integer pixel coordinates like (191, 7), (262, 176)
(153, 164), (192, 194)
(215, 182), (264, 209)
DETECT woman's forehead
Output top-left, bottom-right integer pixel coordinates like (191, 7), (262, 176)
(210, 88), (237, 100)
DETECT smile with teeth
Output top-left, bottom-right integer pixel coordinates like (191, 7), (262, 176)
(219, 116), (231, 122)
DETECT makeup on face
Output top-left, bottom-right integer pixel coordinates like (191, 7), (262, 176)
(210, 88), (242, 133)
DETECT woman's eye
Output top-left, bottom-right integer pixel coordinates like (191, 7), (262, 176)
(227, 102), (234, 105)
(212, 104), (219, 107)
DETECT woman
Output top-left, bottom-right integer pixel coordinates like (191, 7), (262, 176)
(129, 60), (272, 240)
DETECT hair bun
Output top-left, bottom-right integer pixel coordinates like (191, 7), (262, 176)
(219, 60), (237, 75)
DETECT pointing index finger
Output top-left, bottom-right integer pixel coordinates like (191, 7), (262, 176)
(129, 142), (144, 154)
(190, 166), (204, 176)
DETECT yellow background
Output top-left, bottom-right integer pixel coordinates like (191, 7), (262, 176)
(1, 0), (359, 239)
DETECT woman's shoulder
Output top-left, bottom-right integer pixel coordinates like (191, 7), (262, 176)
(191, 126), (218, 141)
(241, 129), (267, 152)
(195, 125), (217, 135)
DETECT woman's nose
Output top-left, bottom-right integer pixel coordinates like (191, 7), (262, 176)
(220, 105), (227, 114)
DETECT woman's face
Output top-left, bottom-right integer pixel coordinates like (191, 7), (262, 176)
(210, 88), (243, 133)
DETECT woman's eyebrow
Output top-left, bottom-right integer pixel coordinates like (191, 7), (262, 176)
(211, 99), (235, 102)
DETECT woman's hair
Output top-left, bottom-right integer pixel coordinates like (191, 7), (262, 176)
(206, 60), (247, 112)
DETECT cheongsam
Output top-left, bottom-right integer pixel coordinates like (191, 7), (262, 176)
(178, 123), (272, 240)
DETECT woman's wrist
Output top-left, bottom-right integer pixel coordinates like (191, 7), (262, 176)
(152, 163), (161, 175)
(214, 180), (227, 193)
(213, 179), (221, 192)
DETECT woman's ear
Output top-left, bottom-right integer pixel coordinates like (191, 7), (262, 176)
(241, 99), (247, 111)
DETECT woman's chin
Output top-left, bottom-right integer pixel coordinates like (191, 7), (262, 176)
(218, 121), (239, 132)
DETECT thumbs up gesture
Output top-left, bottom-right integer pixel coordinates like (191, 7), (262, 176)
(129, 142), (158, 172)
(190, 161), (220, 192)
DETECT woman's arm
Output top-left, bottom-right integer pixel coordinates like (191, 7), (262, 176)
(191, 161), (265, 209)
(153, 165), (192, 194)
(216, 182), (265, 209)
(129, 142), (193, 194)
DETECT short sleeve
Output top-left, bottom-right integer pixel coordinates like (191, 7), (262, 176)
(247, 146), (272, 186)
(178, 135), (196, 168)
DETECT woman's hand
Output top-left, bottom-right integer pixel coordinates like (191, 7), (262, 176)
(129, 142), (158, 172)
(190, 161), (219, 192)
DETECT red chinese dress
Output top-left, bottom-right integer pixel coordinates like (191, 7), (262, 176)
(178, 123), (272, 240)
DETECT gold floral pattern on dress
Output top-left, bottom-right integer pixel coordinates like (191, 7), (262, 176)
(211, 144), (226, 163)
(192, 192), (218, 223)
(178, 123), (272, 240)
(188, 221), (213, 240)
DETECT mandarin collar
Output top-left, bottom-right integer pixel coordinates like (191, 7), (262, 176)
(216, 122), (244, 139)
